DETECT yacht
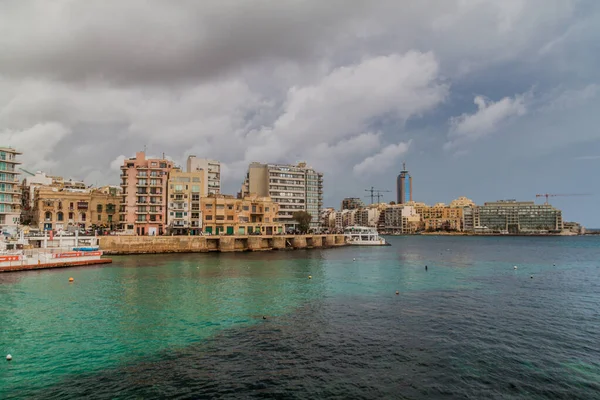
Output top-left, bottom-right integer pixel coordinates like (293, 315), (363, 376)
(344, 226), (390, 246)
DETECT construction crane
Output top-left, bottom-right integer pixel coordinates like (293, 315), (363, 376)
(365, 186), (390, 204)
(19, 167), (35, 177)
(535, 193), (591, 205)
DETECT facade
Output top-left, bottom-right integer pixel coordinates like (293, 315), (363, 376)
(21, 171), (53, 225)
(120, 152), (174, 235)
(166, 169), (205, 235)
(33, 187), (118, 232)
(186, 156), (221, 194)
(384, 205), (420, 234)
(474, 200), (563, 234)
(241, 162), (323, 230)
(201, 194), (282, 235)
(0, 147), (22, 235)
(341, 197), (365, 210)
(396, 162), (412, 204)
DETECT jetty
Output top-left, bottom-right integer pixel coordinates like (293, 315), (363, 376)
(99, 234), (347, 255)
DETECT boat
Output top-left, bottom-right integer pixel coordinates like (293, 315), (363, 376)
(344, 226), (390, 246)
(0, 233), (111, 272)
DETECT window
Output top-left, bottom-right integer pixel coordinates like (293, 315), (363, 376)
(176, 212), (183, 218)
(227, 215), (233, 221)
(243, 206), (249, 211)
(69, 212), (74, 220)
(97, 204), (103, 213)
(216, 205), (224, 210)
(98, 215), (102, 222)
(205, 215), (213, 220)
(216, 215), (224, 221)
(192, 194), (200, 201)
(265, 207), (269, 212)
(227, 205), (233, 210)
(192, 185), (200, 192)
(45, 211), (52, 221)
(57, 212), (64, 221)
(80, 213), (86, 222)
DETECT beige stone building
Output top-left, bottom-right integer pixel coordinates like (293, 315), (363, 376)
(186, 156), (221, 194)
(120, 152), (174, 235)
(166, 168), (206, 235)
(0, 147), (22, 235)
(201, 193), (282, 235)
(33, 187), (118, 232)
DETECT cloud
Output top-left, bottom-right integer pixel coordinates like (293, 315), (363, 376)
(445, 93), (528, 149)
(0, 122), (70, 170)
(541, 84), (599, 112)
(574, 155), (600, 161)
(353, 140), (412, 176)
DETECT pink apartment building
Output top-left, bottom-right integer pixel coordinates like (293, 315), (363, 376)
(119, 152), (174, 235)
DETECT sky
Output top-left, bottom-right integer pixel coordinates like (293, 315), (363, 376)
(1, 0), (599, 226)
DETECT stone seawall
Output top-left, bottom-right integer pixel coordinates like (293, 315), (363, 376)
(99, 234), (347, 255)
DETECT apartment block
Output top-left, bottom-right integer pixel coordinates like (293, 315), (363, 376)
(474, 200), (563, 234)
(187, 156), (221, 194)
(120, 152), (174, 235)
(341, 197), (365, 210)
(201, 193), (281, 235)
(166, 168), (205, 235)
(0, 147), (21, 235)
(384, 205), (420, 234)
(241, 162), (323, 230)
(33, 187), (118, 232)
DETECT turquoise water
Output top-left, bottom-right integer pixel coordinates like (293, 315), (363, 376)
(1, 236), (600, 399)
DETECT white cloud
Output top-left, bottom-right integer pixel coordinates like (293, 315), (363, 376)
(445, 93), (527, 149)
(0, 122), (70, 170)
(353, 140), (412, 176)
(541, 84), (599, 112)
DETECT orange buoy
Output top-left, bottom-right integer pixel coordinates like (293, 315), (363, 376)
(69, 277), (74, 282)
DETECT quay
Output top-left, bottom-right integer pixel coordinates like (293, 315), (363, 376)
(99, 234), (348, 255)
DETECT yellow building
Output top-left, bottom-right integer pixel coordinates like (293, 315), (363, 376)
(201, 193), (282, 235)
(404, 201), (464, 231)
(167, 168), (206, 235)
(33, 187), (119, 232)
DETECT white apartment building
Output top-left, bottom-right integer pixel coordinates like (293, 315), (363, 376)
(0, 147), (21, 235)
(241, 162), (323, 230)
(187, 156), (221, 195)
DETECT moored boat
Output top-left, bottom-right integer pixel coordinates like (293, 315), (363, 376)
(344, 226), (390, 246)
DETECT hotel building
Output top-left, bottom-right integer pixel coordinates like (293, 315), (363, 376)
(474, 200), (563, 234)
(0, 147), (21, 235)
(120, 152), (174, 235)
(240, 162), (323, 230)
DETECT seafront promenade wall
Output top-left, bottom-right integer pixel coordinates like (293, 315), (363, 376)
(98, 234), (347, 255)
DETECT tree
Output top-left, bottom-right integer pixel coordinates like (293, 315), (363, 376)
(389, 201), (396, 205)
(292, 211), (312, 233)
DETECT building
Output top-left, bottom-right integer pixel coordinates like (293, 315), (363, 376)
(201, 193), (282, 235)
(20, 170), (53, 225)
(0, 147), (22, 235)
(396, 162), (412, 204)
(474, 200), (563, 234)
(186, 156), (221, 195)
(240, 162), (323, 230)
(563, 222), (585, 235)
(33, 187), (118, 232)
(384, 205), (420, 234)
(341, 197), (365, 210)
(166, 168), (205, 235)
(120, 152), (174, 235)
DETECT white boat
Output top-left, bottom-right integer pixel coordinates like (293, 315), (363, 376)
(344, 226), (390, 246)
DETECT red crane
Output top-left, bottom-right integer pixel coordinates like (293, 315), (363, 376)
(535, 193), (591, 205)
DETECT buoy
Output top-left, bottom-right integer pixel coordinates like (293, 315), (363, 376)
(262, 316), (267, 320)
(6, 354), (12, 361)
(530, 275), (533, 279)
(425, 265), (428, 271)
(395, 291), (399, 295)
(514, 266), (518, 270)
(68, 277), (74, 282)
(353, 258), (356, 261)
(308, 275), (312, 279)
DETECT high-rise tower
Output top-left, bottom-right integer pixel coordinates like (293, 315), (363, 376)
(396, 162), (412, 204)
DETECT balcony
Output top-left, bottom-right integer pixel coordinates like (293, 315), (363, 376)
(136, 182), (148, 187)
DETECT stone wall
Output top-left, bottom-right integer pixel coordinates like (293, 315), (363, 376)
(99, 234), (347, 255)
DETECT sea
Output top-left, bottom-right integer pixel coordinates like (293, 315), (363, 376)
(1, 236), (599, 399)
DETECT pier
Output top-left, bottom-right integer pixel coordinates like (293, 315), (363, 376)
(99, 234), (348, 255)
